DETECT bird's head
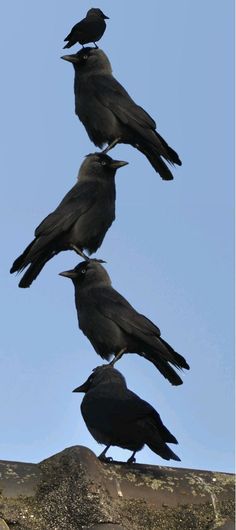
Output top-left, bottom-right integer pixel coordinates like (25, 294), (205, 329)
(78, 152), (128, 182)
(59, 259), (111, 288)
(72, 365), (126, 393)
(86, 8), (109, 20)
(61, 47), (112, 75)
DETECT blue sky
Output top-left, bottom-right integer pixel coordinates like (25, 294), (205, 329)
(0, 0), (234, 472)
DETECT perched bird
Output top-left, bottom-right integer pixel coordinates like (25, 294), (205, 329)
(61, 47), (182, 180)
(60, 260), (189, 385)
(10, 153), (127, 288)
(73, 364), (181, 463)
(63, 8), (109, 49)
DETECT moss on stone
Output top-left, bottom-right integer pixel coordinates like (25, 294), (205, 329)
(0, 447), (234, 530)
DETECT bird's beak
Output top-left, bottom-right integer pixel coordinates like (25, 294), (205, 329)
(110, 160), (128, 169)
(59, 269), (78, 279)
(61, 54), (78, 64)
(104, 15), (109, 19)
(73, 381), (89, 393)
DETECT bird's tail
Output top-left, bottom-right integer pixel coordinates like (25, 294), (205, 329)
(141, 353), (183, 385)
(141, 338), (189, 386)
(10, 241), (53, 288)
(63, 42), (72, 49)
(159, 337), (189, 370)
(155, 131), (182, 166)
(143, 414), (180, 461)
(18, 254), (52, 288)
(10, 240), (35, 274)
(136, 133), (182, 180)
(147, 439), (181, 462)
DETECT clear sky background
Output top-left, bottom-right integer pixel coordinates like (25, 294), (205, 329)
(0, 0), (234, 472)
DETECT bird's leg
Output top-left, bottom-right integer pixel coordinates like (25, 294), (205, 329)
(110, 348), (127, 367)
(71, 244), (90, 261)
(102, 138), (121, 154)
(98, 445), (113, 462)
(127, 451), (136, 464)
(94, 42), (98, 49)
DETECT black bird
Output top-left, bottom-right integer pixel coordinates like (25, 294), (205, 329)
(61, 47), (182, 180)
(60, 260), (189, 385)
(73, 364), (181, 463)
(10, 153), (127, 288)
(63, 8), (109, 49)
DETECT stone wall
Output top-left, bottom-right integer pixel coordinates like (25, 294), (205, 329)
(0, 446), (234, 530)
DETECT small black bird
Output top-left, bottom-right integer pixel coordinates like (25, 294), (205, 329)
(10, 153), (127, 288)
(73, 364), (181, 463)
(63, 8), (109, 49)
(61, 47), (182, 180)
(60, 260), (189, 385)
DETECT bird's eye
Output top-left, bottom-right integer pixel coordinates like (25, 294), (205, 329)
(81, 269), (86, 274)
(83, 55), (88, 60)
(101, 161), (107, 166)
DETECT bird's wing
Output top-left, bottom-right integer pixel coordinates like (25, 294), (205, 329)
(64, 18), (88, 40)
(65, 18), (101, 40)
(117, 392), (158, 421)
(114, 391), (177, 443)
(89, 390), (176, 443)
(85, 390), (152, 427)
(35, 181), (99, 237)
(92, 286), (161, 337)
(93, 75), (156, 130)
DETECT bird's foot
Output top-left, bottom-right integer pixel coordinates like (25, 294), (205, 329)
(102, 138), (121, 154)
(82, 252), (90, 261)
(110, 348), (127, 366)
(98, 445), (111, 461)
(71, 245), (90, 261)
(109, 358), (115, 367)
(127, 455), (136, 464)
(92, 257), (107, 264)
(99, 455), (113, 463)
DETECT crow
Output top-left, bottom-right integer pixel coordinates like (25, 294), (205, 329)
(63, 8), (109, 49)
(10, 153), (127, 288)
(61, 47), (182, 180)
(60, 260), (189, 385)
(73, 364), (181, 463)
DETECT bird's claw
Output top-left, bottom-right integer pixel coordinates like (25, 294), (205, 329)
(109, 357), (116, 367)
(93, 258), (107, 264)
(102, 138), (121, 154)
(99, 455), (113, 463)
(110, 348), (127, 367)
(127, 456), (136, 464)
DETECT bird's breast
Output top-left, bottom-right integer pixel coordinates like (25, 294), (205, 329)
(74, 79), (121, 147)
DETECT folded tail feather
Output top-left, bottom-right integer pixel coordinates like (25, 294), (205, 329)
(10, 240), (35, 273)
(63, 41), (73, 49)
(147, 439), (181, 461)
(18, 253), (53, 288)
(136, 143), (174, 180)
(151, 413), (178, 444)
(154, 131), (182, 166)
(138, 332), (189, 374)
(135, 132), (181, 179)
(159, 337), (190, 370)
(141, 352), (183, 386)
